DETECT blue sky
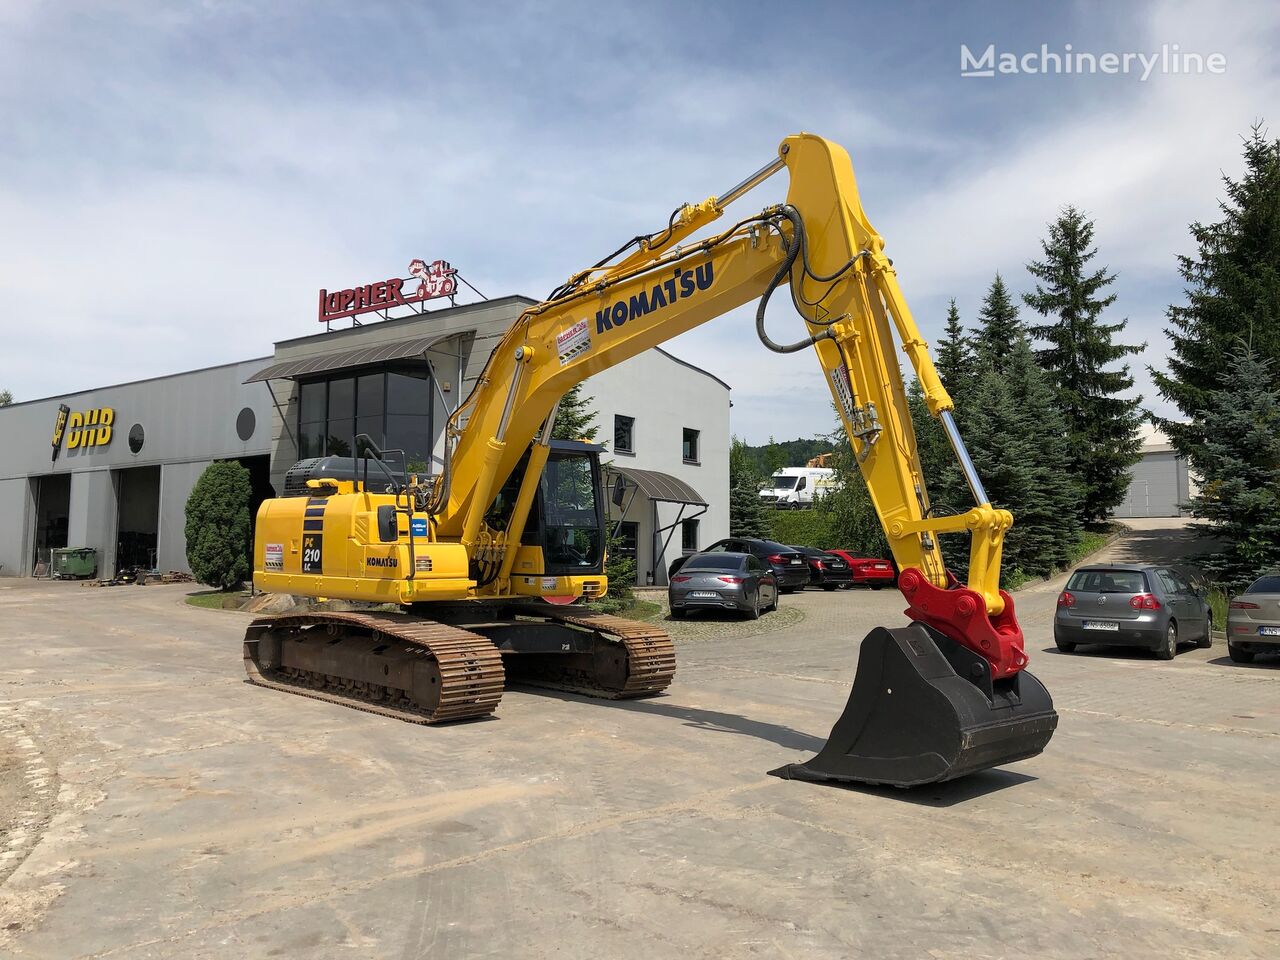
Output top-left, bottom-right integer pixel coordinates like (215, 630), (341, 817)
(2, 0), (1277, 442)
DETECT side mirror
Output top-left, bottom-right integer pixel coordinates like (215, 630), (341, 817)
(611, 475), (626, 508)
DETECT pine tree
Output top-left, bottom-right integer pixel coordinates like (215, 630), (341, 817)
(1153, 125), (1280, 462)
(0, 389), (12, 406)
(1023, 206), (1145, 523)
(1186, 347), (1280, 586)
(552, 382), (599, 442)
(935, 299), (975, 397)
(729, 437), (770, 538)
(963, 339), (1081, 579)
(972, 274), (1023, 371)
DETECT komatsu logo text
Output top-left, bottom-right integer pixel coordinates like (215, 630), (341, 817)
(595, 263), (714, 334)
(367, 556), (398, 568)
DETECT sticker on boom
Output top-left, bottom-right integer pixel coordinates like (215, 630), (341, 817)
(556, 318), (592, 365)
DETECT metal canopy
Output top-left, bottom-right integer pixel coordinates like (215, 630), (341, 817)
(243, 331), (470, 383)
(607, 465), (706, 505)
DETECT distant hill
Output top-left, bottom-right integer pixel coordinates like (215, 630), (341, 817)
(739, 437), (833, 476)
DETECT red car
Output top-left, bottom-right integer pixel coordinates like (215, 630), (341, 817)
(825, 551), (896, 589)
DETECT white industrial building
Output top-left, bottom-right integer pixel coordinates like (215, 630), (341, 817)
(1113, 422), (1194, 518)
(0, 293), (728, 585)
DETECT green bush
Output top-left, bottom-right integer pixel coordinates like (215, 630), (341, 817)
(766, 510), (835, 549)
(185, 461), (252, 590)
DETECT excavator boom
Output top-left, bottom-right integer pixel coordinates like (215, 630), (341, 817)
(245, 133), (1057, 788)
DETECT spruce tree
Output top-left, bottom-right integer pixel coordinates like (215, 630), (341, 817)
(963, 339), (1081, 579)
(729, 437), (770, 538)
(1153, 125), (1280, 462)
(935, 299), (975, 397)
(1023, 206), (1145, 523)
(1186, 347), (1280, 586)
(972, 274), (1023, 371)
(552, 382), (599, 442)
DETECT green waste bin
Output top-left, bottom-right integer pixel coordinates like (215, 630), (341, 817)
(52, 547), (98, 580)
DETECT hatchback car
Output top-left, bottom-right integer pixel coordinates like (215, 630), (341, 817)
(1226, 573), (1280, 663)
(825, 550), (896, 589)
(788, 545), (854, 590)
(668, 552), (778, 619)
(1054, 564), (1213, 659)
(669, 538), (810, 592)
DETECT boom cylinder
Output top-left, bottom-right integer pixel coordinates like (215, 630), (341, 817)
(939, 410), (990, 506)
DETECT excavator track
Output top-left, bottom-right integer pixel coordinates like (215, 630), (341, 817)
(243, 612), (505, 723)
(501, 605), (677, 699)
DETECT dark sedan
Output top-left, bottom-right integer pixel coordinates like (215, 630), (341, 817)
(669, 537), (811, 593)
(669, 552), (778, 619)
(788, 545), (853, 590)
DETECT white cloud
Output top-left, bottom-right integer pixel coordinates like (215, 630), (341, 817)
(0, 0), (1275, 455)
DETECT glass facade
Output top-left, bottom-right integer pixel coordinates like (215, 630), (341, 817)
(296, 367), (433, 468)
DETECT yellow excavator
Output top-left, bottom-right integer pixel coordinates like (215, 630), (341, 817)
(244, 133), (1057, 788)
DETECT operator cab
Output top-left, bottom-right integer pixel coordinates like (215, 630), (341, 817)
(487, 439), (607, 578)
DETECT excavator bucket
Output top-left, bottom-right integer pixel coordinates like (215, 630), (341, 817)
(771, 622), (1057, 788)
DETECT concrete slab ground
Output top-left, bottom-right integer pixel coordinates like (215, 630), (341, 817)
(0, 522), (1276, 959)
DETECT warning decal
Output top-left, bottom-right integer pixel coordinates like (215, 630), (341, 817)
(264, 543), (284, 571)
(556, 319), (592, 365)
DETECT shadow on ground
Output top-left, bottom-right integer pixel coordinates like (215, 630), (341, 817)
(1207, 655), (1280, 669)
(517, 687), (1039, 806)
(1105, 522), (1223, 567)
(775, 767), (1038, 808)
(518, 686), (828, 753)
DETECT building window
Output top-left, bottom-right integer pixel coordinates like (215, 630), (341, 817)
(614, 414), (635, 454)
(681, 518), (699, 552)
(297, 367), (432, 468)
(616, 521), (639, 561)
(682, 427), (699, 463)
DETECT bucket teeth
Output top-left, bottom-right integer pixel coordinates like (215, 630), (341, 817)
(771, 623), (1058, 788)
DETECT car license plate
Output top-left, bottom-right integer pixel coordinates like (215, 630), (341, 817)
(874, 563), (889, 570)
(1083, 620), (1119, 632)
(689, 591), (717, 599)
(1259, 626), (1280, 636)
(790, 559), (802, 565)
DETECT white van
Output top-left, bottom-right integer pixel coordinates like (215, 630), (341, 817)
(758, 467), (835, 509)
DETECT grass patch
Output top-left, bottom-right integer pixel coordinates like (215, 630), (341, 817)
(1004, 525), (1119, 591)
(586, 597), (662, 621)
(185, 589), (246, 610)
(1207, 587), (1230, 629)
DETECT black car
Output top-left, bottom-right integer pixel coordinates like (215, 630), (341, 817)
(788, 545), (854, 590)
(669, 538), (811, 592)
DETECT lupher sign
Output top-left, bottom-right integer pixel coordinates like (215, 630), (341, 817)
(52, 406), (114, 460)
(318, 259), (458, 323)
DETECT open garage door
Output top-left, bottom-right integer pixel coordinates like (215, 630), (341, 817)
(114, 465), (161, 574)
(31, 473), (71, 575)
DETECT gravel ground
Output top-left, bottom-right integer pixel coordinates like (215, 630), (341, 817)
(635, 589), (806, 641)
(1, 520), (1276, 959)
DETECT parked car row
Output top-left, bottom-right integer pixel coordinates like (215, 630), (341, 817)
(667, 538), (897, 619)
(1054, 564), (1280, 664)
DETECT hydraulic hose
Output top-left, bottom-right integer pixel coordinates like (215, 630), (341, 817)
(756, 206), (836, 354)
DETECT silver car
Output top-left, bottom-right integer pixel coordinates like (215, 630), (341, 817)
(1054, 564), (1213, 660)
(1227, 573), (1280, 663)
(669, 552), (778, 620)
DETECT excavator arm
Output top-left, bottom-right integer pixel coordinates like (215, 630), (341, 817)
(437, 133), (1026, 680)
